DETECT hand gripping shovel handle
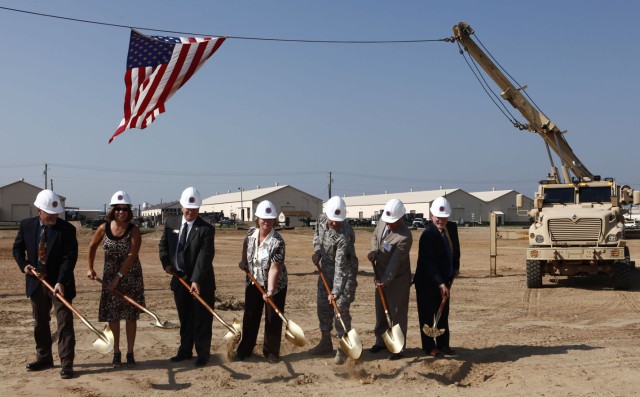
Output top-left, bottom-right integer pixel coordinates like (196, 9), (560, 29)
(315, 262), (363, 359)
(29, 269), (114, 353)
(171, 272), (240, 337)
(314, 262), (348, 331)
(94, 277), (178, 329)
(243, 269), (287, 322)
(432, 279), (453, 330)
(371, 261), (393, 325)
(243, 268), (306, 347)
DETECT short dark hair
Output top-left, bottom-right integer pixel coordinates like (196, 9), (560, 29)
(106, 205), (133, 222)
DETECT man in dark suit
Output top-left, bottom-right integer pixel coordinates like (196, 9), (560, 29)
(367, 198), (413, 360)
(159, 187), (215, 366)
(414, 196), (460, 358)
(13, 189), (78, 379)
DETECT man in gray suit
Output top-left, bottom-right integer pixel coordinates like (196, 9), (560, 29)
(159, 187), (216, 366)
(367, 198), (412, 360)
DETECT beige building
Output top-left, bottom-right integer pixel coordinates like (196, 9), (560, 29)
(469, 189), (533, 224)
(199, 185), (323, 225)
(0, 180), (67, 222)
(342, 188), (532, 225)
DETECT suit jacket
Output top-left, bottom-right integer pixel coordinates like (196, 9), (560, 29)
(370, 220), (413, 286)
(413, 221), (460, 289)
(159, 216), (216, 295)
(13, 216), (78, 299)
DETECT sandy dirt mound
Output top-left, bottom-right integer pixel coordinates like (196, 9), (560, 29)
(1, 226), (639, 396)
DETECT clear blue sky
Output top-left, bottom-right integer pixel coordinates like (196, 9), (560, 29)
(0, 1), (638, 209)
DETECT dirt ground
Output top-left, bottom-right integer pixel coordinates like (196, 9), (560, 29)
(1, 225), (639, 396)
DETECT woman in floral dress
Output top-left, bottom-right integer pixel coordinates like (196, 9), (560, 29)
(87, 191), (144, 367)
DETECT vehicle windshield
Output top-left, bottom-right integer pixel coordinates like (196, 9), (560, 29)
(543, 187), (575, 204)
(578, 186), (612, 203)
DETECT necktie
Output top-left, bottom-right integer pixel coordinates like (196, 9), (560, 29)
(176, 222), (188, 271)
(382, 227), (390, 241)
(38, 225), (47, 271)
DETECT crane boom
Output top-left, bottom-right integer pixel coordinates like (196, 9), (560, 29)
(452, 22), (593, 181)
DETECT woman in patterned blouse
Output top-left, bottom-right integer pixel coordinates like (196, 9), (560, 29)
(234, 200), (287, 363)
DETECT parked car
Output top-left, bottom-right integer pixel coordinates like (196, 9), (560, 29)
(412, 218), (426, 228)
(219, 217), (236, 227)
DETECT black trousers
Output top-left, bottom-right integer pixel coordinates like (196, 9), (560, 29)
(173, 284), (214, 359)
(237, 284), (287, 358)
(415, 284), (451, 352)
(30, 283), (75, 370)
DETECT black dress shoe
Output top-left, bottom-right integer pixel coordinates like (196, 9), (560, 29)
(194, 356), (209, 367)
(233, 352), (247, 361)
(169, 353), (193, 362)
(26, 360), (54, 371)
(440, 347), (457, 356)
(60, 369), (74, 379)
(388, 353), (403, 361)
(369, 344), (385, 353)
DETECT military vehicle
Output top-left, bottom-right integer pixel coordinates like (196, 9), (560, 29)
(451, 22), (639, 289)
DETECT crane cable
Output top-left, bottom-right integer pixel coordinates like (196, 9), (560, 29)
(453, 31), (557, 133)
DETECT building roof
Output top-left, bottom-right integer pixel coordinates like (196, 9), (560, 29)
(202, 185), (287, 205)
(0, 179), (43, 191)
(342, 188), (462, 206)
(469, 190), (516, 202)
(0, 180), (66, 201)
(201, 184), (322, 205)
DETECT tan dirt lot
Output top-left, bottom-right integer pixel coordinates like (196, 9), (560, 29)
(1, 225), (639, 396)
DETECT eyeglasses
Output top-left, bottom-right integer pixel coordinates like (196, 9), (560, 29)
(114, 206), (129, 212)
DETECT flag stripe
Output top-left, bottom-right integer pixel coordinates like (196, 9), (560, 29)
(109, 29), (225, 143)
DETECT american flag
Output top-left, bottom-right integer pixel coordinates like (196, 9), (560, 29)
(109, 29), (225, 143)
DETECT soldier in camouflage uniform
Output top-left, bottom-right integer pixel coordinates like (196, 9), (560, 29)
(309, 196), (358, 364)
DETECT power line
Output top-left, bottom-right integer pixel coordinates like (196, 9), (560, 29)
(0, 6), (449, 44)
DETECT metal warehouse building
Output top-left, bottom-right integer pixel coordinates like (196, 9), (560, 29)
(341, 188), (531, 225)
(200, 184), (323, 227)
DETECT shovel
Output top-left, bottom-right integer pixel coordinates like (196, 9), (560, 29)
(243, 269), (306, 347)
(371, 262), (405, 354)
(29, 269), (114, 354)
(314, 262), (362, 360)
(422, 295), (448, 338)
(93, 277), (179, 329)
(172, 272), (242, 342)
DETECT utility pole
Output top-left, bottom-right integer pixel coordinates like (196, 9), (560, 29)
(328, 171), (332, 199)
(50, 179), (53, 191)
(43, 163), (48, 189)
(238, 187), (244, 221)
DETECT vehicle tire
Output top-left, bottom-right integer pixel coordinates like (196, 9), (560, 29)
(526, 260), (542, 288)
(612, 260), (631, 290)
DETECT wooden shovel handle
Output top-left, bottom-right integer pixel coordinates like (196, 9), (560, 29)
(172, 272), (215, 312)
(171, 271), (237, 333)
(314, 263), (343, 316)
(30, 269), (108, 342)
(370, 261), (391, 312)
(94, 276), (147, 313)
(243, 268), (286, 319)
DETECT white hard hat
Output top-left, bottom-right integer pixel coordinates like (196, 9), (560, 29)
(255, 200), (277, 219)
(325, 196), (347, 221)
(430, 196), (452, 217)
(380, 198), (406, 223)
(110, 190), (132, 206)
(180, 187), (202, 209)
(34, 189), (64, 214)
